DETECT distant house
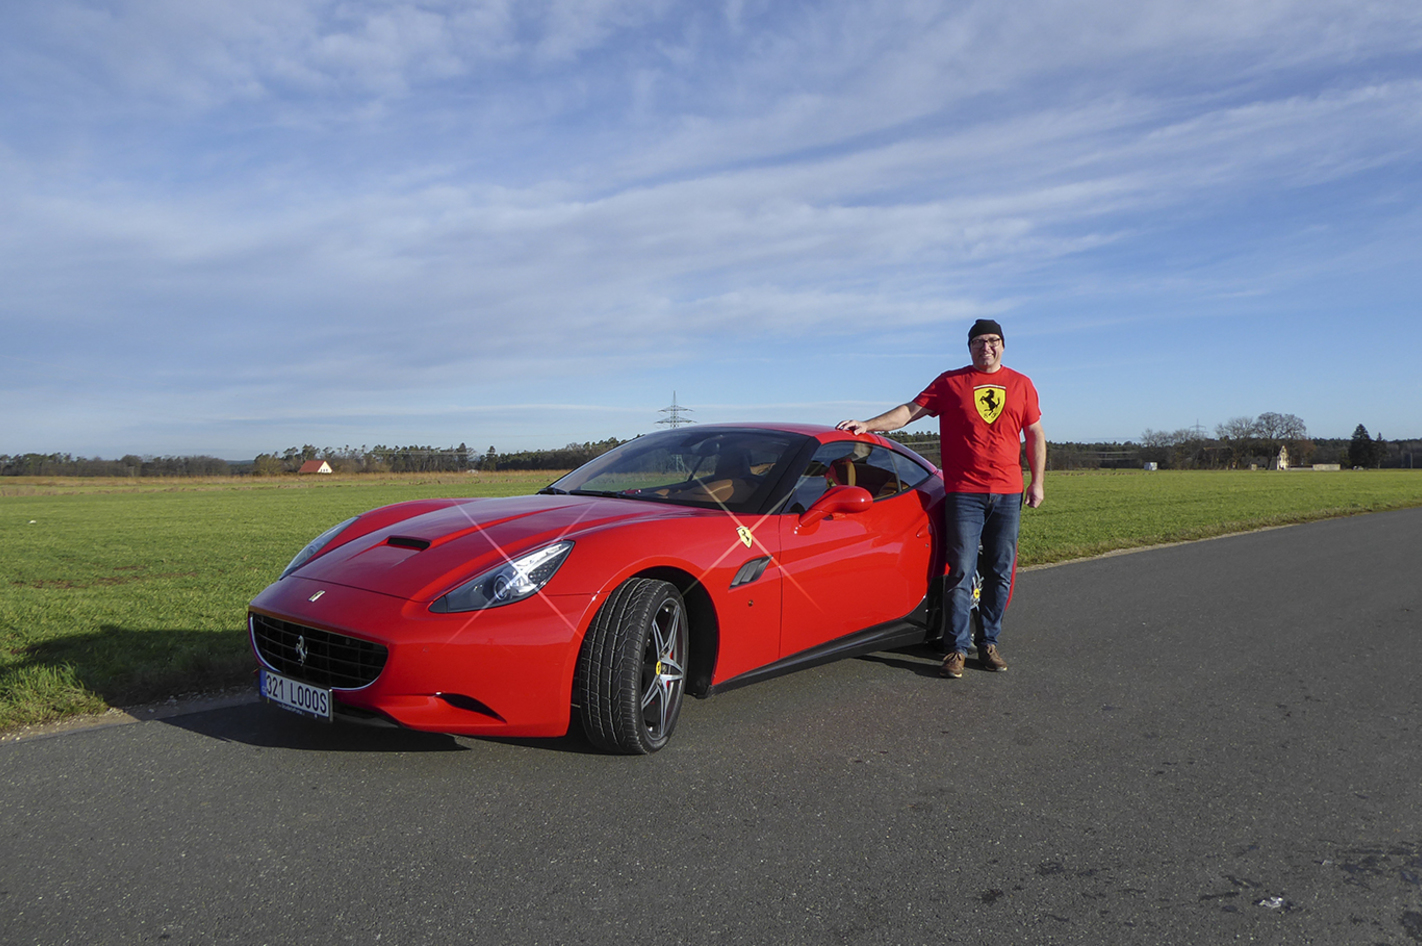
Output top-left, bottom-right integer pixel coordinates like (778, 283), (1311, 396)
(297, 460), (333, 475)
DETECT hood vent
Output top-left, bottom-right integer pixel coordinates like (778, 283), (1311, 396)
(385, 536), (431, 551)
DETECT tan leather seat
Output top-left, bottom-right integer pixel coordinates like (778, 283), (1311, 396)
(827, 457), (856, 487)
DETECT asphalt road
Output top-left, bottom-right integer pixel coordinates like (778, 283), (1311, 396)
(3, 507), (1420, 946)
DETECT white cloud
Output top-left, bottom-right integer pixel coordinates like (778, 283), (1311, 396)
(2, 0), (1420, 453)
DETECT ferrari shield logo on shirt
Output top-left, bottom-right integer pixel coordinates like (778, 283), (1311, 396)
(736, 526), (754, 548)
(974, 385), (1006, 424)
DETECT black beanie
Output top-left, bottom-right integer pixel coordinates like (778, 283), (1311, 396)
(968, 319), (1004, 342)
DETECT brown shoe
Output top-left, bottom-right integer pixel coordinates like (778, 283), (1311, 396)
(979, 644), (1007, 672)
(941, 652), (965, 678)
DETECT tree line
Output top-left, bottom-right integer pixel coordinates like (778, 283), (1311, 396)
(1128, 414), (1411, 470)
(0, 453), (232, 477)
(1050, 416), (1412, 471)
(247, 439), (626, 475)
(892, 414), (1416, 471)
(3, 419), (1416, 477)
(249, 444), (478, 475)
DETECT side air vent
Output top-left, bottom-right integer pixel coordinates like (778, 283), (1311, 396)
(730, 556), (773, 588)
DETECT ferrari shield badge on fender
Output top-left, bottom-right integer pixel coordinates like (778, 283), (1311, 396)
(974, 385), (1006, 424)
(736, 526), (754, 548)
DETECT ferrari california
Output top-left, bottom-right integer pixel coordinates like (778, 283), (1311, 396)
(248, 424), (946, 754)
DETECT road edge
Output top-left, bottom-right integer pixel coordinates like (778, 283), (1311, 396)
(1, 686), (261, 745)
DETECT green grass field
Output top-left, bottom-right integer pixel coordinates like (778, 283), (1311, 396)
(1015, 468), (1422, 565)
(3, 469), (1420, 730)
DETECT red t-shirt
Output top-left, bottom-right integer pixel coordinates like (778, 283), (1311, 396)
(913, 365), (1042, 493)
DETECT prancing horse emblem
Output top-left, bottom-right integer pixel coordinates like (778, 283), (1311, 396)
(736, 526), (754, 548)
(974, 385), (1006, 424)
(295, 636), (309, 666)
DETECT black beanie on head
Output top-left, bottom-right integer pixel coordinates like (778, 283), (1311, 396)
(968, 319), (1004, 342)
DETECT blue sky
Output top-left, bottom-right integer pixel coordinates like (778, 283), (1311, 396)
(3, 0), (1419, 459)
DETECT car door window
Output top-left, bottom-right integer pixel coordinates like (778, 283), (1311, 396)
(785, 442), (910, 514)
(855, 445), (903, 498)
(890, 450), (934, 491)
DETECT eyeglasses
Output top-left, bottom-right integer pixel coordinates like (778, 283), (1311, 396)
(969, 336), (1003, 348)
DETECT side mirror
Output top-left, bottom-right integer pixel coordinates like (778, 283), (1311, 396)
(798, 485), (873, 529)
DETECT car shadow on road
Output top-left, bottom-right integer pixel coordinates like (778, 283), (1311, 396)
(159, 701), (471, 752)
(857, 642), (966, 678)
(159, 700), (608, 755)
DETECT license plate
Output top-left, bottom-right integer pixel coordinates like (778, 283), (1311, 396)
(259, 669), (333, 722)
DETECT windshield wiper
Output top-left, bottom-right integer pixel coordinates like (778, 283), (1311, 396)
(568, 488), (622, 497)
(536, 487), (568, 495)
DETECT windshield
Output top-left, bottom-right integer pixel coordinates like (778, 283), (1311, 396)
(548, 427), (808, 513)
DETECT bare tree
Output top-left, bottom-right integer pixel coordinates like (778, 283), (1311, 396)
(1256, 412), (1307, 441)
(1215, 416), (1258, 441)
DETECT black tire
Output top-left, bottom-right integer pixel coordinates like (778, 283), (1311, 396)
(577, 578), (689, 755)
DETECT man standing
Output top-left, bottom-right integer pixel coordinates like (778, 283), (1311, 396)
(836, 319), (1045, 679)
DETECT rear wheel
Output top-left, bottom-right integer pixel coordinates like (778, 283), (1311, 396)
(577, 578), (688, 754)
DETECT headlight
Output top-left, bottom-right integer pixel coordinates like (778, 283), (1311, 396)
(430, 541), (574, 613)
(279, 517), (358, 580)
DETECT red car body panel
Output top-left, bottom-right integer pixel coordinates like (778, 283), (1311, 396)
(776, 486), (937, 656)
(251, 575), (591, 735)
(248, 427), (946, 739)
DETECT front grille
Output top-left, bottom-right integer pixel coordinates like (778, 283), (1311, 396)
(250, 613), (388, 689)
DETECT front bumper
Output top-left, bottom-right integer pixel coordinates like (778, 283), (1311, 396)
(248, 575), (598, 737)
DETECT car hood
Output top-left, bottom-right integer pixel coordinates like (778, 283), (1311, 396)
(290, 493), (700, 602)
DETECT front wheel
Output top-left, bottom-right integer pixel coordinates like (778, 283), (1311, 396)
(577, 578), (689, 754)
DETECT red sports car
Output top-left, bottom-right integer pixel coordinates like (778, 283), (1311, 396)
(248, 423), (946, 753)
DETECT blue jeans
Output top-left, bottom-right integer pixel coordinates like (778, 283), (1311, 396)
(942, 492), (1022, 656)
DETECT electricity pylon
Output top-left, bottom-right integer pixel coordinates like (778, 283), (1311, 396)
(657, 392), (695, 428)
